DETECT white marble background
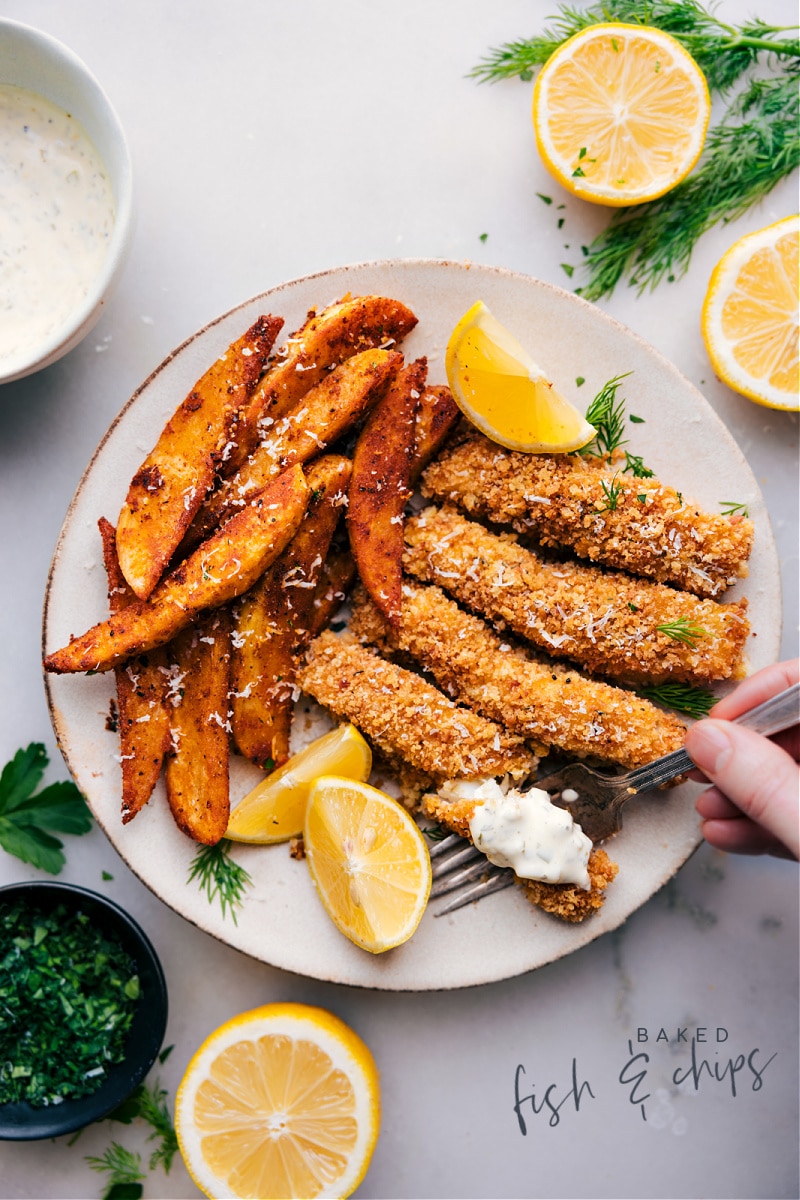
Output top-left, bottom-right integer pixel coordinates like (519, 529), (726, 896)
(0, 2), (797, 1197)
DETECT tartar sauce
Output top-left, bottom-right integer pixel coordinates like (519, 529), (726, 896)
(459, 778), (592, 889)
(0, 83), (115, 368)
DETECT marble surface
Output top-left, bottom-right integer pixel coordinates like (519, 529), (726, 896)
(0, 2), (797, 1197)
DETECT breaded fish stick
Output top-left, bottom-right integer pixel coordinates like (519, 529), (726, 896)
(296, 631), (535, 784)
(421, 431), (754, 598)
(420, 791), (617, 923)
(351, 581), (687, 769)
(403, 506), (749, 686)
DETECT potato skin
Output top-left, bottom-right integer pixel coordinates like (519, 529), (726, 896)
(44, 465), (310, 674)
(116, 316), (282, 600)
(347, 357), (426, 624)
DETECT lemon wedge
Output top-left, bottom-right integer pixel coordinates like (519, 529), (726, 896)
(225, 724), (372, 843)
(445, 301), (596, 452)
(533, 23), (710, 207)
(304, 776), (432, 953)
(175, 1002), (380, 1200)
(701, 215), (799, 412)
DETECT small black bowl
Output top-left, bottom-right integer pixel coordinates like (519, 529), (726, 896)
(0, 881), (168, 1141)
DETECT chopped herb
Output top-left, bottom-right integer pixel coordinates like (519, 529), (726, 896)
(106, 1078), (179, 1173)
(720, 500), (750, 517)
(188, 839), (252, 924)
(639, 682), (716, 719)
(656, 617), (708, 647)
(637, 494), (647, 503)
(572, 165), (586, 177)
(86, 1143), (145, 1200)
(575, 376), (586, 387)
(422, 825), (448, 842)
(536, 192), (553, 204)
(624, 451), (654, 478)
(581, 245), (590, 256)
(628, 602), (639, 612)
(582, 373), (631, 456)
(0, 899), (140, 1106)
(158, 1044), (174, 1064)
(578, 146), (587, 159)
(561, 262), (575, 277)
(479, 232), (489, 243)
(611, 37), (619, 51)
(102, 870), (114, 881)
(677, 492), (684, 506)
(557, 217), (565, 228)
(598, 473), (624, 512)
(0, 744), (92, 874)
(629, 413), (645, 423)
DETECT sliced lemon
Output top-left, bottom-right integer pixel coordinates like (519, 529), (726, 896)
(701, 215), (799, 412)
(225, 724), (372, 843)
(445, 301), (596, 452)
(533, 23), (710, 206)
(175, 1002), (380, 1200)
(304, 776), (432, 954)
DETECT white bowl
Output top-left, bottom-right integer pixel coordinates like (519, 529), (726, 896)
(0, 19), (133, 384)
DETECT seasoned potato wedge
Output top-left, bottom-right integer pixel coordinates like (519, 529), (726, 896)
(116, 316), (282, 600)
(307, 548), (356, 637)
(231, 455), (351, 769)
(44, 465), (310, 674)
(185, 348), (401, 548)
(165, 609), (232, 844)
(409, 384), (461, 484)
(98, 518), (171, 823)
(227, 294), (417, 475)
(347, 357), (426, 624)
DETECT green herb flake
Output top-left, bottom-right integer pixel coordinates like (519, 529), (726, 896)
(656, 617), (709, 647)
(624, 450), (654, 478)
(557, 217), (565, 228)
(0, 899), (140, 1106)
(0, 744), (92, 874)
(572, 165), (586, 177)
(720, 500), (750, 517)
(598, 473), (624, 512)
(575, 376), (586, 387)
(629, 413), (645, 423)
(536, 193), (553, 205)
(561, 262), (575, 277)
(479, 232), (489, 243)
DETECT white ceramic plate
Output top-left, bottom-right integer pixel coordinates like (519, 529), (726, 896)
(43, 260), (781, 991)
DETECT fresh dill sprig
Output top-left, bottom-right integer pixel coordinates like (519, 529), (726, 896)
(623, 451), (653, 478)
(638, 681), (716, 719)
(107, 1078), (179, 1173)
(582, 373), (631, 455)
(656, 617), (708, 647)
(422, 824), (448, 842)
(187, 839), (253, 924)
(719, 500), (750, 517)
(469, 2), (799, 92)
(580, 67), (800, 299)
(85, 1142), (145, 1200)
(599, 473), (624, 512)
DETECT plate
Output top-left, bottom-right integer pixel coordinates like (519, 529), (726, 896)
(43, 259), (781, 991)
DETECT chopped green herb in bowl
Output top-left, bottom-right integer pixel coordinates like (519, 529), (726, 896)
(0, 882), (167, 1141)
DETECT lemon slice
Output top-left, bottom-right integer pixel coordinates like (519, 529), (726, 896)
(175, 1002), (380, 1200)
(701, 215), (799, 412)
(533, 23), (710, 206)
(225, 724), (372, 843)
(304, 776), (432, 953)
(445, 301), (596, 452)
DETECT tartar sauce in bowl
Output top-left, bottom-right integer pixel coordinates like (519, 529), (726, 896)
(0, 83), (116, 370)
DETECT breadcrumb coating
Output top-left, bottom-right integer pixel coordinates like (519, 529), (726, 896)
(350, 581), (687, 769)
(296, 630), (536, 784)
(421, 431), (753, 599)
(420, 792), (618, 922)
(403, 505), (749, 686)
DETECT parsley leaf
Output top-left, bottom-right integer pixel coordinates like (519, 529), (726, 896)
(0, 744), (92, 873)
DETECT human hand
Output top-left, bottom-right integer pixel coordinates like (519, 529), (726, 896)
(685, 659), (799, 860)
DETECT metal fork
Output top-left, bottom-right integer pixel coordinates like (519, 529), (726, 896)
(428, 680), (799, 916)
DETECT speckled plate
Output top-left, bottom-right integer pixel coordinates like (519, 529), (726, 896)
(42, 260), (781, 990)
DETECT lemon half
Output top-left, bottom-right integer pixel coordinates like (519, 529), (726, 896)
(175, 1002), (380, 1200)
(304, 776), (432, 953)
(445, 301), (596, 452)
(533, 23), (710, 207)
(225, 724), (372, 843)
(702, 215), (799, 411)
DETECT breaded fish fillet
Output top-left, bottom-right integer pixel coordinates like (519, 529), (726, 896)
(296, 630), (536, 785)
(350, 581), (687, 769)
(403, 506), (749, 686)
(421, 431), (753, 598)
(420, 791), (618, 922)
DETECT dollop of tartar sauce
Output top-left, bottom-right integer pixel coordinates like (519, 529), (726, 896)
(0, 84), (115, 367)
(464, 779), (592, 889)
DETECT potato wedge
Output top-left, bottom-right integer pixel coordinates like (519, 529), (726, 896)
(409, 384), (461, 484)
(231, 455), (351, 769)
(116, 316), (282, 600)
(44, 465), (310, 674)
(185, 348), (401, 549)
(165, 609), (232, 844)
(226, 294), (417, 475)
(347, 357), (426, 624)
(307, 548), (356, 637)
(98, 518), (171, 823)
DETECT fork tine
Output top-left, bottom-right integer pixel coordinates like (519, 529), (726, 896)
(430, 842), (483, 879)
(430, 853), (494, 898)
(426, 832), (464, 859)
(434, 868), (515, 916)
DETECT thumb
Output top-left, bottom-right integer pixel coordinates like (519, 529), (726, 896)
(685, 719), (799, 859)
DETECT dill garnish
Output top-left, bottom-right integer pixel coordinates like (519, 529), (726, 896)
(582, 373), (631, 455)
(624, 451), (653, 479)
(638, 681), (716, 719)
(656, 617), (709, 647)
(599, 473), (624, 512)
(187, 839), (252, 924)
(86, 1143), (145, 1200)
(719, 500), (750, 517)
(469, 1), (800, 298)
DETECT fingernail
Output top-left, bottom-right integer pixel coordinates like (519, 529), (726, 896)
(686, 720), (732, 774)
